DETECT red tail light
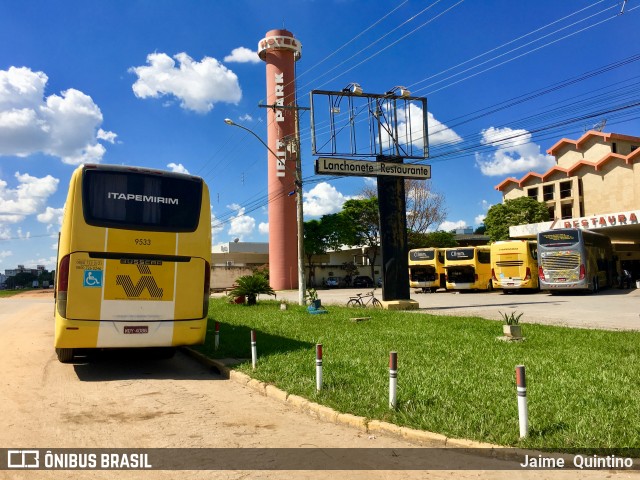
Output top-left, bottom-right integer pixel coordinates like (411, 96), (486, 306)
(579, 264), (586, 280)
(475, 273), (479, 281)
(203, 261), (211, 318)
(524, 267), (531, 281)
(538, 266), (545, 281)
(56, 254), (70, 317)
(491, 268), (498, 281)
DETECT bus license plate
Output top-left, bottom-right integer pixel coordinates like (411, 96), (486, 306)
(557, 278), (566, 282)
(124, 326), (149, 334)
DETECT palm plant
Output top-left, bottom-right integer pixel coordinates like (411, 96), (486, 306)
(227, 274), (275, 306)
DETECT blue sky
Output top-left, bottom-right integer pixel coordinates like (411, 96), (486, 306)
(1, 0), (639, 271)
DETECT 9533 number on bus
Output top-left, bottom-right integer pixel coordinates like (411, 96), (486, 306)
(135, 238), (151, 246)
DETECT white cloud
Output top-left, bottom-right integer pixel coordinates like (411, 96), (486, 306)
(224, 205), (256, 238)
(439, 220), (467, 232)
(97, 128), (118, 144)
(130, 52), (242, 113)
(474, 214), (486, 225)
(167, 162), (189, 174)
(380, 104), (462, 152)
(258, 222), (269, 235)
(239, 114), (253, 122)
(303, 182), (350, 217)
(36, 206), (64, 225)
(0, 172), (59, 222)
(427, 112), (463, 146)
(224, 47), (261, 64)
(0, 66), (115, 164)
(475, 127), (555, 176)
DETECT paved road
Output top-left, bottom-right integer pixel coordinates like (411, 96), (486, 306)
(0, 294), (633, 479)
(273, 287), (640, 331)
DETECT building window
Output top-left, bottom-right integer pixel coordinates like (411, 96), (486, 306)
(578, 178), (584, 196)
(548, 206), (555, 219)
(561, 203), (573, 219)
(527, 187), (538, 199)
(543, 184), (554, 201)
(631, 145), (638, 152)
(612, 142), (617, 154)
(559, 181), (572, 199)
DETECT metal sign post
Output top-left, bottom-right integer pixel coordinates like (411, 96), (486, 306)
(310, 88), (429, 306)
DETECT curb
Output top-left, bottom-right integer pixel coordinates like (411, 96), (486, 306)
(181, 347), (565, 465)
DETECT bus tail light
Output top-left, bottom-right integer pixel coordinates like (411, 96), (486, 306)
(57, 254), (70, 317)
(203, 261), (211, 318)
(579, 264), (586, 280)
(538, 266), (545, 281)
(491, 268), (498, 281)
(475, 273), (479, 282)
(524, 267), (531, 281)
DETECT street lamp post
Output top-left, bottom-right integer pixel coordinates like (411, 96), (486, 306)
(224, 118), (306, 306)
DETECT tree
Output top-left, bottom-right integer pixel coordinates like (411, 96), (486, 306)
(484, 197), (549, 242)
(303, 214), (353, 287)
(405, 179), (447, 234)
(361, 179), (447, 234)
(339, 198), (380, 280)
(408, 230), (458, 249)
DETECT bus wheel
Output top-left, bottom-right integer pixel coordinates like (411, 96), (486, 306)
(487, 280), (493, 292)
(593, 277), (599, 293)
(430, 287), (438, 293)
(55, 348), (74, 363)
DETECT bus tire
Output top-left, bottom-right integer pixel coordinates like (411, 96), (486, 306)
(56, 348), (74, 363)
(487, 280), (493, 292)
(593, 277), (599, 293)
(430, 287), (438, 293)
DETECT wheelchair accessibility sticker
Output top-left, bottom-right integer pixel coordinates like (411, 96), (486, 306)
(83, 270), (103, 288)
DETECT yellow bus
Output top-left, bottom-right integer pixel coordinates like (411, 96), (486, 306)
(490, 240), (539, 293)
(408, 248), (446, 293)
(444, 246), (493, 291)
(54, 164), (211, 363)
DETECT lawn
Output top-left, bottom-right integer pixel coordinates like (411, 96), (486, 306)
(0, 289), (23, 298)
(195, 297), (640, 454)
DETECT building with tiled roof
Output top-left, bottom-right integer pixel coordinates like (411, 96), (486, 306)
(495, 130), (640, 280)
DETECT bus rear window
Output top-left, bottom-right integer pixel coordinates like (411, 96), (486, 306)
(538, 230), (580, 246)
(410, 250), (435, 261)
(446, 248), (475, 261)
(82, 169), (203, 232)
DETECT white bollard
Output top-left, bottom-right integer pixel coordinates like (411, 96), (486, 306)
(316, 344), (323, 391)
(251, 330), (257, 370)
(214, 322), (220, 350)
(516, 365), (528, 438)
(389, 351), (398, 409)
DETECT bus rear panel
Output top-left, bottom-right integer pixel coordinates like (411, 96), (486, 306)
(537, 228), (613, 292)
(444, 246), (493, 291)
(408, 248), (446, 292)
(55, 165), (211, 360)
(490, 240), (539, 293)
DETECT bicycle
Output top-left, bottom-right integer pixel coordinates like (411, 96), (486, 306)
(346, 290), (383, 308)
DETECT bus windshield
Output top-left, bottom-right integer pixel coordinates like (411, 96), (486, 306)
(82, 169), (203, 232)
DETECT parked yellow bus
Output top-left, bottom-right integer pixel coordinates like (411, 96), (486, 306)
(408, 248), (446, 293)
(54, 164), (211, 363)
(490, 240), (539, 293)
(444, 246), (493, 291)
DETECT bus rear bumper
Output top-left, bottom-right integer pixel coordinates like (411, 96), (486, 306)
(54, 316), (206, 349)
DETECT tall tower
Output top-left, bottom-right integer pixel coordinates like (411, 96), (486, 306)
(258, 29), (302, 291)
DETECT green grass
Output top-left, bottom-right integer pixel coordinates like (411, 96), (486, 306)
(194, 297), (640, 453)
(0, 289), (22, 298)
